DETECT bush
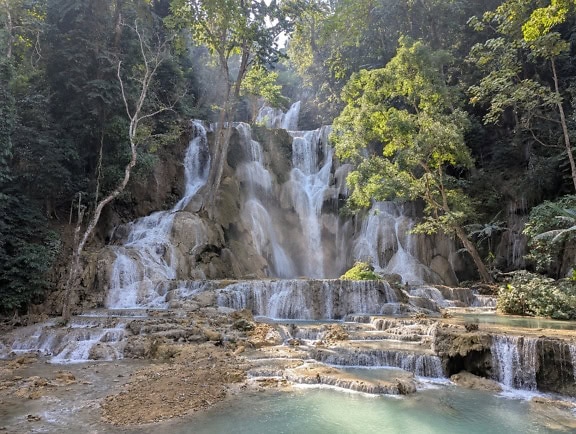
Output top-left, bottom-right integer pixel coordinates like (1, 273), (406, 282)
(497, 271), (576, 320)
(523, 195), (576, 274)
(340, 262), (381, 280)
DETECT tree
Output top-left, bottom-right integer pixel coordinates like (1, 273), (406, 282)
(332, 37), (493, 283)
(523, 195), (576, 276)
(62, 20), (172, 320)
(167, 0), (294, 216)
(240, 64), (287, 122)
(468, 0), (576, 191)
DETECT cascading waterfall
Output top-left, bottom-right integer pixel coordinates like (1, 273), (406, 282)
(571, 345), (576, 381)
(491, 335), (538, 390)
(288, 126), (333, 277)
(312, 347), (444, 378)
(241, 199), (296, 277)
(256, 101), (301, 130)
(235, 122), (297, 277)
(107, 120), (210, 308)
(216, 279), (400, 320)
(353, 202), (431, 284)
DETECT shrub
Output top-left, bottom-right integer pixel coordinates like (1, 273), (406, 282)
(523, 195), (576, 274)
(497, 271), (576, 320)
(340, 262), (381, 280)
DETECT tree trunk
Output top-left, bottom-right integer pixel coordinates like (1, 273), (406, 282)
(551, 58), (576, 192)
(62, 138), (138, 320)
(61, 24), (167, 320)
(3, 0), (13, 59)
(455, 226), (494, 284)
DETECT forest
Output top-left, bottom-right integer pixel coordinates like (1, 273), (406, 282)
(1, 0), (576, 319)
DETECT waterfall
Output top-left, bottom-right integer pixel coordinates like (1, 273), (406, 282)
(235, 122), (296, 277)
(570, 345), (576, 382)
(313, 347), (444, 378)
(491, 335), (538, 390)
(241, 199), (297, 277)
(256, 101), (300, 130)
(107, 120), (210, 309)
(288, 126), (333, 277)
(353, 202), (431, 284)
(216, 279), (400, 320)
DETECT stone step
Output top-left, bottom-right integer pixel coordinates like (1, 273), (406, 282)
(283, 362), (417, 395)
(310, 341), (443, 377)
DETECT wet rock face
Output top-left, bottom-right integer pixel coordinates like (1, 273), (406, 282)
(536, 339), (576, 397)
(434, 325), (576, 397)
(434, 325), (494, 378)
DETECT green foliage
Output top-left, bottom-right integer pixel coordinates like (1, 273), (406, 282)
(523, 195), (576, 273)
(466, 213), (506, 253)
(468, 0), (576, 191)
(332, 37), (474, 235)
(340, 261), (380, 281)
(0, 59), (15, 184)
(240, 64), (288, 121)
(497, 271), (576, 320)
(0, 187), (60, 313)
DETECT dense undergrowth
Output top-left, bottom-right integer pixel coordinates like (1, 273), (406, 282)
(497, 271), (576, 320)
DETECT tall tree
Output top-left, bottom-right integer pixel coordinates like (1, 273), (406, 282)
(167, 0), (294, 216)
(468, 0), (576, 191)
(332, 37), (493, 283)
(62, 20), (173, 320)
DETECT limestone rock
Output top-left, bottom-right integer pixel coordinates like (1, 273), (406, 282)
(450, 371), (502, 392)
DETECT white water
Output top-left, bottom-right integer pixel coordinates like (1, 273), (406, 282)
(236, 123), (296, 277)
(107, 120), (210, 309)
(216, 279), (399, 320)
(313, 347), (444, 378)
(491, 335), (538, 390)
(256, 101), (301, 130)
(353, 202), (432, 284)
(288, 126), (333, 277)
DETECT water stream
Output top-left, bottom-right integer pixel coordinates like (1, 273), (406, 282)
(107, 120), (210, 308)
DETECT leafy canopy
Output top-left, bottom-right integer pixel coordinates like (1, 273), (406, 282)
(332, 37), (473, 235)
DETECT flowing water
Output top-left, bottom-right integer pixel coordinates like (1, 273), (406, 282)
(107, 120), (210, 309)
(3, 107), (576, 432)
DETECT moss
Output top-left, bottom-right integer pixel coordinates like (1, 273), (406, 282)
(340, 261), (381, 280)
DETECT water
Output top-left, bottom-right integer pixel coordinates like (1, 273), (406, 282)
(216, 279), (400, 320)
(452, 313), (576, 330)
(236, 123), (296, 277)
(491, 335), (538, 390)
(152, 387), (571, 434)
(353, 202), (435, 284)
(107, 120), (210, 309)
(256, 101), (301, 130)
(288, 126), (333, 277)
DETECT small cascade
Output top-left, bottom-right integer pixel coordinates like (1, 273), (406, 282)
(287, 126), (333, 277)
(235, 123), (296, 277)
(216, 279), (400, 320)
(353, 202), (434, 284)
(472, 295), (497, 308)
(256, 101), (301, 130)
(107, 120), (210, 309)
(312, 345), (444, 378)
(491, 335), (538, 390)
(7, 318), (126, 363)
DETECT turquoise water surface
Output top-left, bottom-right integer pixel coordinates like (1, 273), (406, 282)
(148, 385), (575, 434)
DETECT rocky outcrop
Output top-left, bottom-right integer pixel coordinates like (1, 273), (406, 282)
(536, 338), (576, 397)
(284, 362), (417, 395)
(450, 371), (502, 392)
